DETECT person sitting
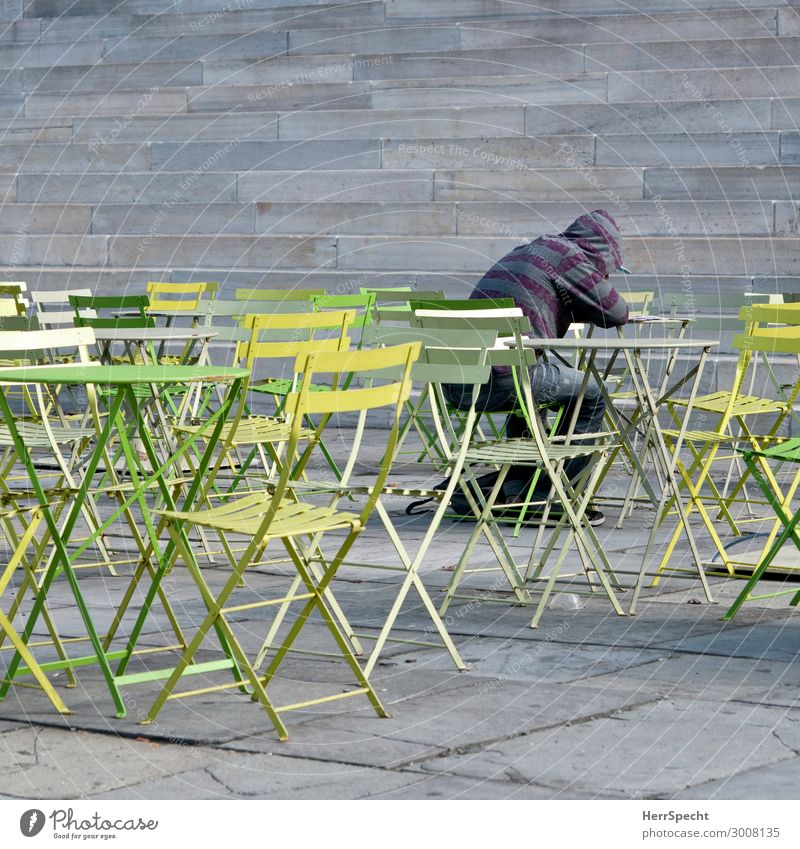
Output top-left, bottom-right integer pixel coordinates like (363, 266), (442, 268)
(441, 209), (630, 526)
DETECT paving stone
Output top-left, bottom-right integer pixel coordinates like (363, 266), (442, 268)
(220, 722), (447, 767)
(90, 754), (418, 800)
(150, 139), (381, 171)
(662, 620), (800, 663)
(586, 653), (800, 704)
(309, 676), (666, 750)
(416, 699), (800, 797)
(0, 725), (232, 799)
(237, 169), (434, 203)
(278, 105), (526, 139)
(672, 756), (800, 799)
(366, 771), (607, 799)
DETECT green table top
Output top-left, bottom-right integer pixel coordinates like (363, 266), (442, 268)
(0, 363), (249, 385)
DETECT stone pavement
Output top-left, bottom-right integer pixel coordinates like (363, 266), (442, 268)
(1, 460), (799, 801)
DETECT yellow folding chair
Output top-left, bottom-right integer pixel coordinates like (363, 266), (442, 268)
(141, 342), (421, 739)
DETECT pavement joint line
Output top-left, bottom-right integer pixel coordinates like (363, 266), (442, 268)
(386, 695), (664, 770)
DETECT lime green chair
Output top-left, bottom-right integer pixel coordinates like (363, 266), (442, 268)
(141, 341), (421, 739)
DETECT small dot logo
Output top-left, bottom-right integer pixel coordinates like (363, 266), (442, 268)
(20, 810), (46, 838)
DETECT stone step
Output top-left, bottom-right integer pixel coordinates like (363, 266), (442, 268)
(237, 169), (434, 202)
(0, 233), (107, 266)
(369, 75), (607, 108)
(0, 203), (92, 233)
(21, 0), (366, 15)
(24, 89), (188, 119)
(72, 112), (279, 144)
(353, 37), (800, 81)
(202, 54), (373, 88)
(458, 8), (779, 48)
(278, 105), (525, 138)
(22, 61), (204, 93)
(432, 167), (643, 202)
(7, 199), (777, 238)
(102, 30), (289, 65)
(251, 200), (785, 237)
(586, 36), (800, 73)
(0, 142), (148, 172)
(92, 202), (257, 236)
(332, 234), (800, 276)
(150, 138), (384, 171)
(107, 233), (336, 270)
(0, 39), (104, 68)
(595, 132), (781, 167)
(0, 123), (72, 143)
(187, 81), (373, 111)
(10, 265), (792, 304)
(525, 99), (773, 135)
(62, 100), (770, 146)
(16, 171), (239, 203)
(608, 65), (800, 102)
(0, 265), (448, 296)
(385, 0), (782, 19)
(383, 133), (782, 168)
(643, 166), (800, 200)
(29, 2), (387, 42)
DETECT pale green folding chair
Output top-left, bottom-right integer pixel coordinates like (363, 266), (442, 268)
(258, 322), (499, 674)
(656, 303), (800, 581)
(140, 341), (421, 739)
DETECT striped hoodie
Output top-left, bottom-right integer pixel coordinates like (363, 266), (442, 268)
(470, 209), (629, 338)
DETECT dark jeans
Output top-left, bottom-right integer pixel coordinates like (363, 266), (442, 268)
(442, 361), (606, 495)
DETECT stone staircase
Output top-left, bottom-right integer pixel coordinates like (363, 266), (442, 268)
(1, 0), (799, 309)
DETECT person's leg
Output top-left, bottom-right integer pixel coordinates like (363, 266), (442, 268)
(526, 359), (606, 492)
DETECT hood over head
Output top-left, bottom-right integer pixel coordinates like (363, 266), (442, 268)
(561, 210), (624, 278)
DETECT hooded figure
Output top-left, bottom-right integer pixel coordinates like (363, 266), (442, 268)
(438, 210), (629, 525)
(469, 209), (629, 338)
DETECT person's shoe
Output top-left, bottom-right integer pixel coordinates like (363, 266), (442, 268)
(583, 508), (605, 526)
